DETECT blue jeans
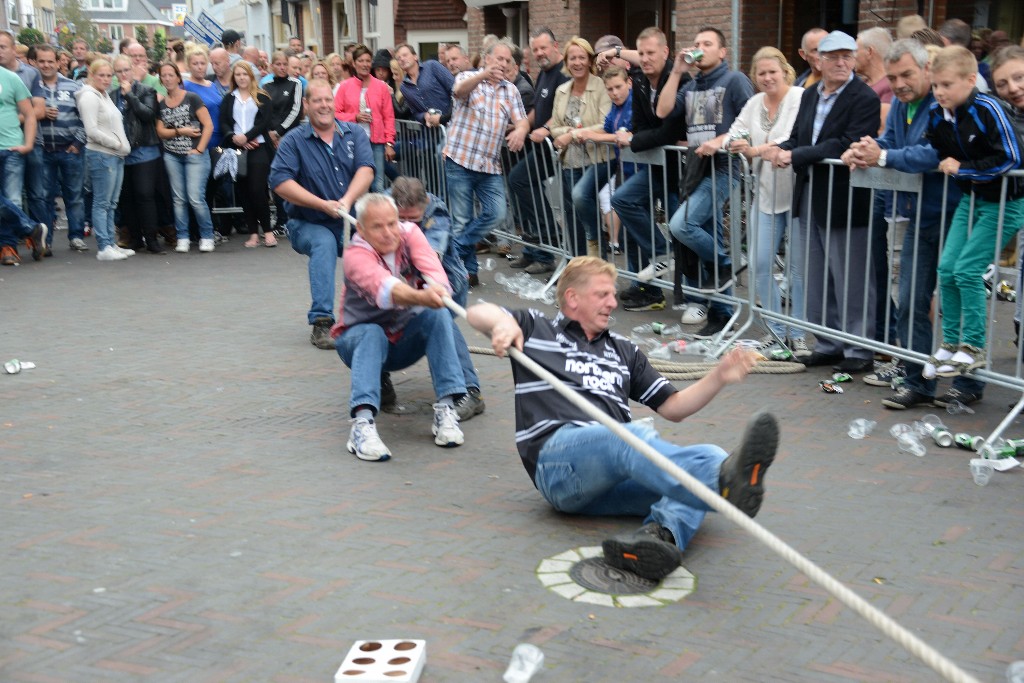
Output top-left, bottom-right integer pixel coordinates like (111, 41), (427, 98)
(86, 149), (124, 251)
(288, 218), (346, 324)
(534, 421), (727, 552)
(25, 146), (48, 225)
(335, 308), (468, 415)
(371, 143), (386, 193)
(610, 166), (672, 274)
(163, 152), (214, 240)
(447, 158), (506, 276)
(754, 211), (805, 340)
(443, 246), (481, 390)
(897, 217), (942, 396)
(0, 194), (37, 247)
(0, 148), (26, 213)
(40, 148), (86, 242)
(668, 175), (736, 317)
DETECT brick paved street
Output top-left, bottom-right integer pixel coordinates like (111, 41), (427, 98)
(1, 240), (1022, 682)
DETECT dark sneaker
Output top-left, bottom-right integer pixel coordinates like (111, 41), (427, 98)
(617, 286), (644, 306)
(621, 287), (665, 312)
(719, 412), (779, 518)
(601, 522), (682, 581)
(882, 387), (934, 410)
(468, 273), (480, 288)
(310, 317), (335, 350)
(454, 388), (485, 422)
(509, 255), (533, 269)
(863, 361), (904, 387)
(933, 387), (982, 409)
(381, 372), (397, 410)
(832, 357), (873, 374)
(27, 223), (48, 261)
(524, 260), (554, 275)
(694, 312), (730, 339)
(800, 351), (843, 367)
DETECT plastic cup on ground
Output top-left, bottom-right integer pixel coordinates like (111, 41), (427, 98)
(847, 418), (876, 439)
(504, 643), (544, 683)
(970, 458), (994, 486)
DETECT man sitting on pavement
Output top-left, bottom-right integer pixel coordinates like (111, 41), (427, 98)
(466, 256), (779, 580)
(333, 193), (468, 462)
(269, 79), (374, 349)
(388, 177), (486, 421)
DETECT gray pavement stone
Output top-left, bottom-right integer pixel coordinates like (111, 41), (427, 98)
(1, 242), (1022, 682)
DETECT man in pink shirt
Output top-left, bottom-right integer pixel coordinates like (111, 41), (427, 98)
(332, 193), (468, 462)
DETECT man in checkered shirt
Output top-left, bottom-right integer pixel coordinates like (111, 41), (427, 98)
(443, 38), (530, 286)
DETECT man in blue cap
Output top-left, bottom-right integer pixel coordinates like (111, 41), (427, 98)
(764, 30), (881, 375)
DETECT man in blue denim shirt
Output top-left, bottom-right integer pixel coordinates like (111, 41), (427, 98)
(395, 44), (455, 127)
(270, 80), (374, 349)
(389, 176), (487, 421)
(468, 256), (779, 581)
(842, 39), (980, 410)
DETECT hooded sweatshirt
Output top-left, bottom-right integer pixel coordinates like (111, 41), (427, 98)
(76, 84), (130, 157)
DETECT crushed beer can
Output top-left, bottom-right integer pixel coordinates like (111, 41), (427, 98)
(831, 372), (852, 383)
(819, 380), (844, 394)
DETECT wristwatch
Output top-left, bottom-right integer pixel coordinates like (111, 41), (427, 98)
(615, 46), (622, 59)
(878, 150), (887, 168)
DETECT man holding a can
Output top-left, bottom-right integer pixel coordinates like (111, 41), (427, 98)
(655, 26), (754, 339)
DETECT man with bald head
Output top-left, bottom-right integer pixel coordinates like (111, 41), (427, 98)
(208, 48), (233, 95)
(795, 28), (827, 87)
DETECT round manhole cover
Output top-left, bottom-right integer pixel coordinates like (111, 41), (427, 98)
(569, 557), (658, 594)
(536, 546), (696, 608)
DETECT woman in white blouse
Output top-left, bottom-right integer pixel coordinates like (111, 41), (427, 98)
(725, 47), (807, 357)
(218, 61), (275, 247)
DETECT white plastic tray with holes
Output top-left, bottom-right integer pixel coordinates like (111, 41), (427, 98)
(334, 639), (427, 682)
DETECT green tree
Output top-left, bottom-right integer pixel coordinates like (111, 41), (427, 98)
(96, 37), (112, 54)
(17, 27), (45, 47)
(56, 0), (99, 50)
(151, 30), (166, 62)
(135, 25), (149, 51)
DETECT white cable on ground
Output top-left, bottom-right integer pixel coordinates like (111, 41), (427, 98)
(340, 209), (982, 682)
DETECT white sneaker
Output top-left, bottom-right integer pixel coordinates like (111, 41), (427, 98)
(69, 237), (89, 251)
(198, 238), (215, 253)
(96, 245), (127, 261)
(637, 258), (674, 282)
(347, 418), (391, 461)
(681, 303), (707, 325)
(432, 403), (464, 447)
(175, 240), (190, 253)
(115, 245), (136, 256)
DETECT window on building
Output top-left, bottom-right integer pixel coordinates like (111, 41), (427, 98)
(8, 0), (18, 24)
(334, 0), (355, 46)
(109, 24), (124, 40)
(89, 0), (126, 10)
(40, 7), (55, 34)
(363, 0), (379, 52)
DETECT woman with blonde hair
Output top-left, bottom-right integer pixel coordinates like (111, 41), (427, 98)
(725, 46), (808, 358)
(77, 57), (132, 261)
(182, 44), (223, 149)
(525, 36), (611, 259)
(310, 60), (338, 96)
(219, 61), (275, 246)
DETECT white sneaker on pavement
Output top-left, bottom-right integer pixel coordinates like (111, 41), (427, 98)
(347, 418), (391, 461)
(681, 303), (707, 325)
(175, 240), (190, 253)
(432, 403), (464, 447)
(96, 245), (127, 261)
(198, 238), (215, 252)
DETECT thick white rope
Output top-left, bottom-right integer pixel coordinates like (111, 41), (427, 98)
(342, 209), (982, 682)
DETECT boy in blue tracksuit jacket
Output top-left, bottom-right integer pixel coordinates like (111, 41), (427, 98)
(924, 46), (1024, 380)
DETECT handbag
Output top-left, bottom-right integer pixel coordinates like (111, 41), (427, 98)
(679, 147), (709, 199)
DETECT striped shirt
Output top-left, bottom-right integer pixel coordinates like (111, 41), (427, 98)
(31, 74), (86, 149)
(443, 70), (526, 175)
(508, 308), (678, 482)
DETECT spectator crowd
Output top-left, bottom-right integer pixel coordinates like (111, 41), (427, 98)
(3, 16), (1024, 426)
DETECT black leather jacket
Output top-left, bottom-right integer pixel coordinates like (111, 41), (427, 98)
(111, 81), (160, 149)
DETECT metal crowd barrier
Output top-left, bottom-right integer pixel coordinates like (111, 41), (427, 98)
(394, 119), (448, 200)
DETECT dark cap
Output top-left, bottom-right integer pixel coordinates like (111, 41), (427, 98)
(593, 35), (624, 54)
(221, 29), (243, 46)
(372, 48), (392, 72)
